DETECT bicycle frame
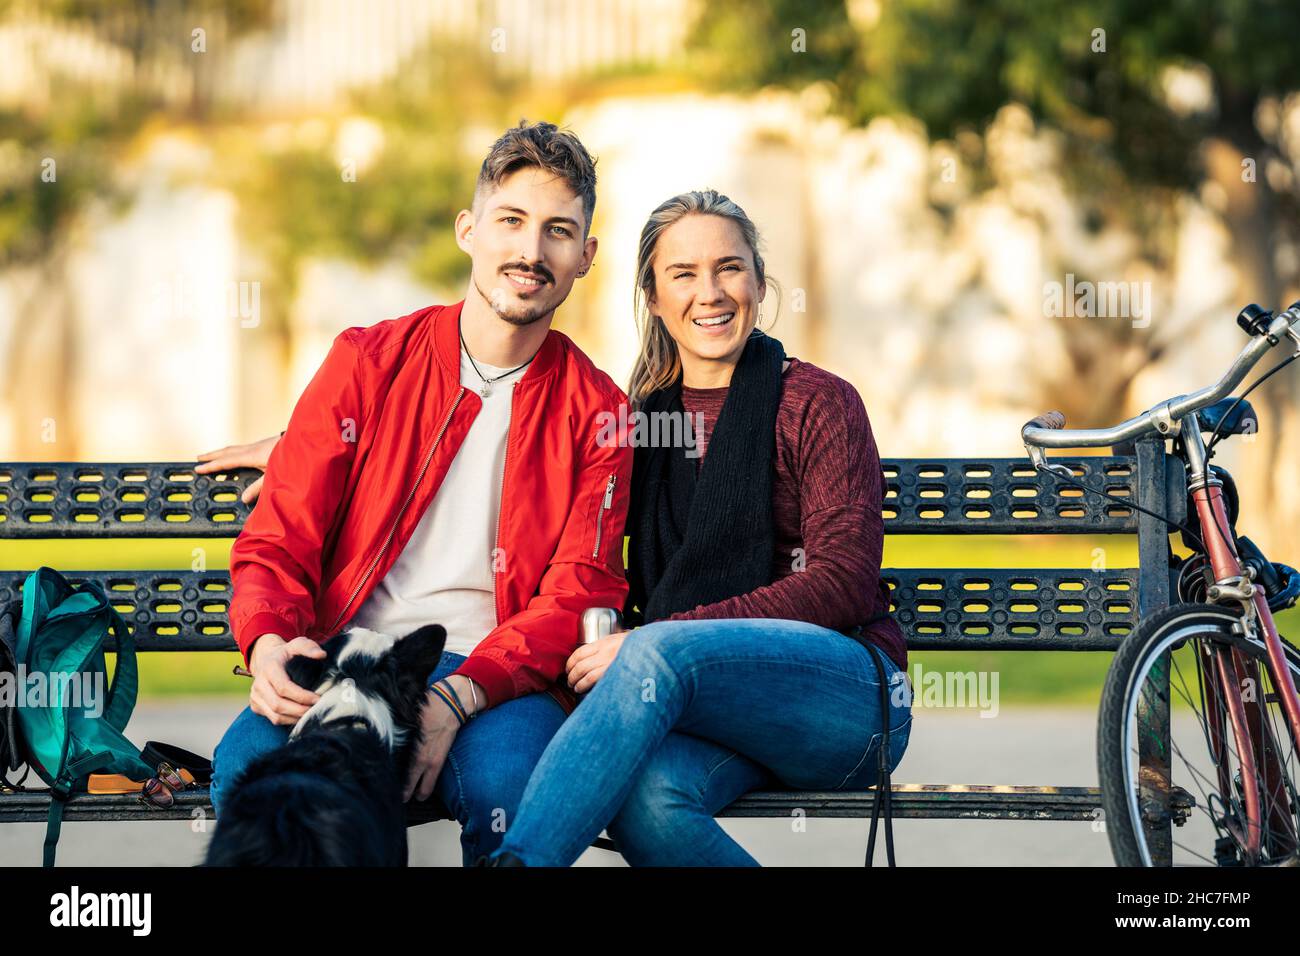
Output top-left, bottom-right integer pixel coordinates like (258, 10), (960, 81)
(1179, 413), (1300, 863)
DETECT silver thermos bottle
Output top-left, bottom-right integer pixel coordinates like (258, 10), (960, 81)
(580, 607), (622, 644)
(575, 608), (623, 702)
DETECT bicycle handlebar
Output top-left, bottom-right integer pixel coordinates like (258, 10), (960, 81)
(1021, 303), (1300, 471)
(1024, 410), (1066, 433)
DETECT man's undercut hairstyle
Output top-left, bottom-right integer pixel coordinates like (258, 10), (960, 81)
(473, 120), (598, 236)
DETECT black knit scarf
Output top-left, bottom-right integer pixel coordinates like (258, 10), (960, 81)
(625, 331), (785, 624)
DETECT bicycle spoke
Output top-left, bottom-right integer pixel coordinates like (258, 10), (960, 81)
(1121, 625), (1300, 865)
(1164, 717), (1221, 817)
(1254, 665), (1300, 857)
(1168, 838), (1219, 866)
(1106, 605), (1300, 866)
(1170, 639), (1299, 861)
(1166, 655), (1236, 832)
(1128, 657), (1232, 861)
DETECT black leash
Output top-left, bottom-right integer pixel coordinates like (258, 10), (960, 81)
(846, 612), (900, 867)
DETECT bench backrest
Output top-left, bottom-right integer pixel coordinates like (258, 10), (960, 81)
(0, 436), (1184, 652)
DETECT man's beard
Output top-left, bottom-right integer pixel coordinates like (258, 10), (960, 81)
(474, 270), (554, 327)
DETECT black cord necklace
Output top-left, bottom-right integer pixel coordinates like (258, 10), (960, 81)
(459, 320), (542, 397)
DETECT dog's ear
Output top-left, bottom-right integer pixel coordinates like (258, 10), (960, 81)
(284, 650), (330, 692)
(393, 624), (447, 680)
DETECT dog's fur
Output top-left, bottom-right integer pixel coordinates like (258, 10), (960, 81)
(203, 623), (446, 866)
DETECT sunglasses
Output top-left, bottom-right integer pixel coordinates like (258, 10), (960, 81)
(138, 761), (195, 811)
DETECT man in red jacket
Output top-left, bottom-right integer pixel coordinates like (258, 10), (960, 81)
(208, 120), (633, 865)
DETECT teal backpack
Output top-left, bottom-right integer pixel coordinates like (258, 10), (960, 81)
(12, 566), (153, 865)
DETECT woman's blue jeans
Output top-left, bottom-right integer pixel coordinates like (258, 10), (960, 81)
(492, 617), (913, 867)
(210, 650), (567, 866)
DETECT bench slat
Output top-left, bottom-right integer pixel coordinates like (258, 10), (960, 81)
(0, 784), (1103, 823)
(0, 567), (1141, 652)
(0, 456), (1184, 537)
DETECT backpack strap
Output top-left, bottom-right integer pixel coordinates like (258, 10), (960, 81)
(44, 749), (115, 867)
(862, 640), (897, 867)
(0, 599), (24, 784)
(843, 612), (901, 867)
(93, 586), (139, 734)
(14, 566), (61, 668)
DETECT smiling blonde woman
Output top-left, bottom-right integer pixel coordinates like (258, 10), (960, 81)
(485, 189), (912, 867)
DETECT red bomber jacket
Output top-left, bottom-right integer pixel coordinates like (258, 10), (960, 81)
(227, 300), (634, 715)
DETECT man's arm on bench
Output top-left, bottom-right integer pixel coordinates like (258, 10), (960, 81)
(228, 329), (366, 668)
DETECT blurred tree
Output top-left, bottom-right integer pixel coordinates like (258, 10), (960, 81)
(38, 0), (275, 116)
(691, 0), (1300, 543)
(0, 0), (277, 267)
(0, 96), (133, 456)
(211, 36), (525, 316)
(0, 0), (274, 453)
(0, 3), (509, 453)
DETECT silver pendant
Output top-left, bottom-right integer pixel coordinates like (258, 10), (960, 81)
(479, 383), (491, 397)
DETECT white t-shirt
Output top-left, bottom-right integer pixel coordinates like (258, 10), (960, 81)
(349, 345), (530, 656)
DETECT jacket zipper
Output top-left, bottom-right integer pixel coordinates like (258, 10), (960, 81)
(327, 387), (467, 634)
(592, 473), (617, 559)
(492, 383), (517, 627)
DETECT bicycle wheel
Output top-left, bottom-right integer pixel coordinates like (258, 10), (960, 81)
(1098, 602), (1300, 866)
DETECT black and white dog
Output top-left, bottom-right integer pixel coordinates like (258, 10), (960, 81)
(204, 623), (446, 866)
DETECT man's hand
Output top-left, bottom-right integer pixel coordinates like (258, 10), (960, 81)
(195, 433), (283, 504)
(565, 630), (630, 694)
(247, 633), (326, 726)
(404, 675), (480, 802)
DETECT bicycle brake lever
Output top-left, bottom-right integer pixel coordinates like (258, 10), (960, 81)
(1024, 443), (1077, 482)
(1041, 461), (1078, 482)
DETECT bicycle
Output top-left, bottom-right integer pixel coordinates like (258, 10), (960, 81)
(1021, 302), (1300, 867)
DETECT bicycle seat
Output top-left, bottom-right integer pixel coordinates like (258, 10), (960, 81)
(1199, 397), (1257, 436)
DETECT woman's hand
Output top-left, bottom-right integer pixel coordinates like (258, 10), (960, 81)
(565, 630), (631, 694)
(195, 433), (282, 504)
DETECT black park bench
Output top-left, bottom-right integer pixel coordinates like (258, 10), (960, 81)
(0, 435), (1186, 864)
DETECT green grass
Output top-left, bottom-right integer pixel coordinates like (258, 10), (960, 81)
(4, 534), (1296, 702)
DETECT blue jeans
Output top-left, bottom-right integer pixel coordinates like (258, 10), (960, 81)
(492, 617), (913, 866)
(210, 651), (567, 866)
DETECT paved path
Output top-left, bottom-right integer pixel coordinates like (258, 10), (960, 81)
(0, 701), (1118, 866)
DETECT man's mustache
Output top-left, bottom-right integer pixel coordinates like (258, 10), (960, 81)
(500, 263), (554, 284)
